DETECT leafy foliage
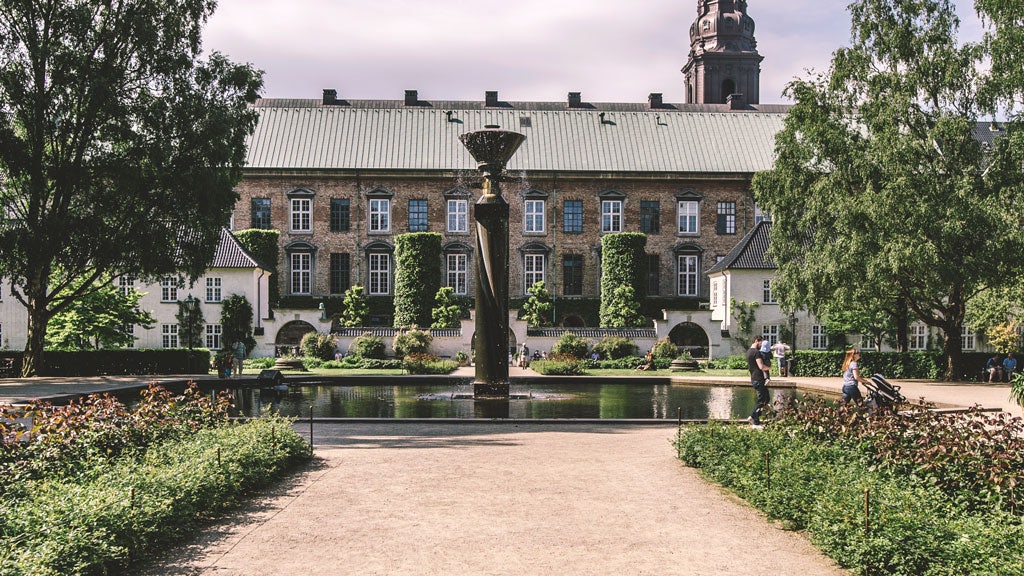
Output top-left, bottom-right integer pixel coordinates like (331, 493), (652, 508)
(730, 299), (759, 344)
(591, 336), (637, 360)
(233, 229), (281, 305)
(550, 332), (590, 359)
(176, 297), (206, 349)
(392, 328), (432, 358)
(46, 278), (155, 350)
(393, 233), (442, 327)
(521, 281), (554, 327)
(348, 333), (386, 359)
(651, 337), (679, 359)
(0, 0), (262, 375)
(220, 294), (256, 356)
(300, 331), (337, 360)
(677, 398), (1024, 575)
(402, 353), (457, 374)
(529, 354), (589, 375)
(339, 285), (370, 328)
(750, 0), (1024, 380)
(431, 286), (464, 329)
(599, 233), (647, 327)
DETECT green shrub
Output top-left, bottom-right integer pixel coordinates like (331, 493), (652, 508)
(348, 333), (386, 359)
(394, 232), (442, 327)
(393, 328), (432, 358)
(706, 354), (748, 370)
(300, 332), (337, 360)
(652, 337), (678, 359)
(530, 355), (589, 375)
(454, 351), (469, 365)
(591, 335), (637, 360)
(243, 357), (276, 370)
(359, 358), (404, 370)
(551, 332), (590, 359)
(587, 356), (647, 370)
(599, 232), (647, 327)
(403, 353), (458, 374)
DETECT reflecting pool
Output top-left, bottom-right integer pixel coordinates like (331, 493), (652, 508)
(227, 382), (798, 420)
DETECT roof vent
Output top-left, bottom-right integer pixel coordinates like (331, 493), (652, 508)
(404, 89), (418, 106)
(485, 90), (499, 107)
(727, 93), (745, 110)
(648, 93), (664, 109)
(568, 92), (582, 108)
(323, 89), (338, 105)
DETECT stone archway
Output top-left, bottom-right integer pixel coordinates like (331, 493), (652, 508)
(668, 321), (710, 359)
(275, 320), (317, 356)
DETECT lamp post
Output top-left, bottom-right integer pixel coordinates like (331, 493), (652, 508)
(183, 295), (200, 374)
(459, 125), (526, 398)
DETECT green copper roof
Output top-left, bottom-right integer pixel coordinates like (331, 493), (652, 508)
(244, 99), (788, 174)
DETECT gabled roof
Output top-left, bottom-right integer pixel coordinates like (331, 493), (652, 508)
(211, 228), (267, 270)
(706, 220), (774, 274)
(244, 98), (789, 174)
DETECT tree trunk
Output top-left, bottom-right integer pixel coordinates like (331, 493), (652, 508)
(942, 319), (963, 382)
(893, 298), (910, 352)
(20, 275), (51, 377)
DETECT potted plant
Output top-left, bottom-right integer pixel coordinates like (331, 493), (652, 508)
(669, 350), (699, 372)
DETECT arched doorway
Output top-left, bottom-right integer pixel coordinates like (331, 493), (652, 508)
(275, 320), (317, 356)
(668, 322), (710, 359)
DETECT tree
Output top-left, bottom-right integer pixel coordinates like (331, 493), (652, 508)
(45, 277), (155, 350)
(521, 281), (553, 327)
(431, 286), (463, 329)
(599, 233), (647, 328)
(393, 232), (442, 328)
(751, 0), (1024, 379)
(340, 285), (369, 327)
(0, 0), (262, 375)
(220, 294), (255, 355)
(175, 297), (205, 349)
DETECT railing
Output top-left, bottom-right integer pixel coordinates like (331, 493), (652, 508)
(526, 327), (657, 338)
(331, 327), (462, 338)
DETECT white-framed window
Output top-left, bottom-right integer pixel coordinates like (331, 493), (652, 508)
(524, 254), (545, 289)
(160, 278), (178, 302)
(205, 324), (223, 350)
(290, 198), (311, 232)
(205, 277), (222, 302)
(910, 324), (928, 350)
(369, 253), (391, 295)
(601, 200), (622, 233)
(961, 327), (976, 350)
(811, 325), (829, 350)
(162, 324), (179, 348)
(369, 198), (391, 232)
(677, 255), (699, 296)
(123, 324), (135, 349)
(446, 253), (468, 295)
(524, 200), (545, 233)
(762, 279), (776, 304)
(118, 277), (135, 297)
(762, 324), (779, 346)
(290, 253), (311, 295)
(711, 280), (720, 308)
(678, 201), (699, 234)
(447, 199), (468, 233)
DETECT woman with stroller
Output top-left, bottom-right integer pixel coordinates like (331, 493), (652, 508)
(841, 349), (873, 403)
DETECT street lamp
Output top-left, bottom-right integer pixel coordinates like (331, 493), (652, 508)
(183, 295), (200, 374)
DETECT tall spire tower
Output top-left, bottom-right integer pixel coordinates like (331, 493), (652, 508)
(682, 0), (763, 105)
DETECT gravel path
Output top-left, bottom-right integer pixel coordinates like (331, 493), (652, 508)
(133, 422), (849, 575)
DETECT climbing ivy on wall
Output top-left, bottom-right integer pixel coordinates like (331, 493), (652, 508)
(599, 233), (648, 328)
(393, 232), (442, 327)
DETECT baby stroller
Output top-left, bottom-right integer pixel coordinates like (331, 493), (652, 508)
(863, 374), (907, 410)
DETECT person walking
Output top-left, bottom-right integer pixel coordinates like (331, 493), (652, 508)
(771, 340), (791, 376)
(746, 336), (771, 427)
(841, 349), (871, 403)
(231, 340), (247, 378)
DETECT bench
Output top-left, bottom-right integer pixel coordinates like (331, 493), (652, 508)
(0, 357), (16, 378)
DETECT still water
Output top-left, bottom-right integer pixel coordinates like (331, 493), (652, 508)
(228, 383), (797, 420)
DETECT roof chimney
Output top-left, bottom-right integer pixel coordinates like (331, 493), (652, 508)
(485, 90), (499, 107)
(404, 89), (418, 106)
(727, 93), (745, 110)
(648, 93), (664, 109)
(568, 92), (582, 108)
(322, 89), (338, 105)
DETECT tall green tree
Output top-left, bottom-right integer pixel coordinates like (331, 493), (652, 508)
(175, 296), (205, 349)
(431, 286), (463, 329)
(393, 232), (441, 328)
(220, 294), (256, 355)
(521, 281), (553, 327)
(340, 285), (369, 328)
(751, 0), (1024, 379)
(599, 233), (647, 328)
(45, 277), (155, 350)
(0, 0), (262, 375)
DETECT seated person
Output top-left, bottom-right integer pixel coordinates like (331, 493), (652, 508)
(986, 355), (1003, 382)
(1003, 353), (1017, 382)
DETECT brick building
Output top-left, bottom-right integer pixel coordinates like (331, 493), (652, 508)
(229, 0), (786, 345)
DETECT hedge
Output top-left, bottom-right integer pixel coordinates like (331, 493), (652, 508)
(0, 349), (210, 376)
(394, 232), (442, 327)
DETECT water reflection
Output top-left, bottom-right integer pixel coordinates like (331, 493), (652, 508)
(228, 383), (797, 420)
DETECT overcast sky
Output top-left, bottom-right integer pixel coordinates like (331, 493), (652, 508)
(202, 0), (984, 104)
